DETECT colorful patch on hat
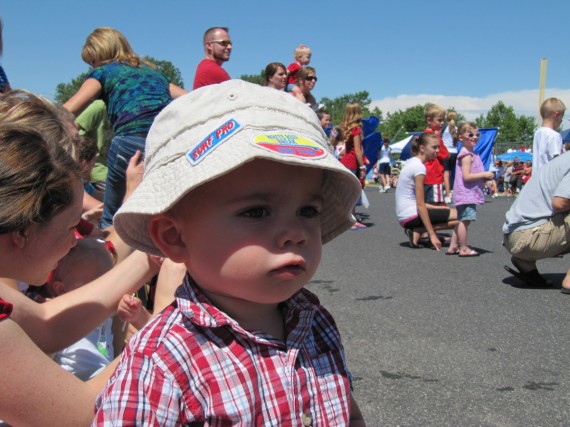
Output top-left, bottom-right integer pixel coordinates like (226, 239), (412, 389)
(252, 133), (326, 159)
(186, 119), (240, 165)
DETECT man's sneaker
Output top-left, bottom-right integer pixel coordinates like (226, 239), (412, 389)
(383, 185), (390, 191)
(378, 187), (385, 193)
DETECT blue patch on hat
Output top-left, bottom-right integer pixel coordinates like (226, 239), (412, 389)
(187, 119), (240, 165)
(252, 133), (327, 159)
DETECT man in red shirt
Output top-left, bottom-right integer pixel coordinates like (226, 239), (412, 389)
(193, 27), (232, 90)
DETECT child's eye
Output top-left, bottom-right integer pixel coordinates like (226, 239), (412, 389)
(240, 207), (270, 218)
(299, 206), (321, 218)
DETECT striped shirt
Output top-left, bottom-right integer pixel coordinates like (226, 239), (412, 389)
(93, 276), (352, 426)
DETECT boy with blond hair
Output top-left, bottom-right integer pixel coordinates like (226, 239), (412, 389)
(423, 103), (450, 204)
(532, 97), (566, 172)
(94, 80), (366, 426)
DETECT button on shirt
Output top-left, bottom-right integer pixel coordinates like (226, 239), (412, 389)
(93, 275), (352, 425)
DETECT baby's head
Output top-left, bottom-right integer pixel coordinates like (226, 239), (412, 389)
(294, 44), (312, 65)
(114, 80), (360, 303)
(46, 238), (114, 297)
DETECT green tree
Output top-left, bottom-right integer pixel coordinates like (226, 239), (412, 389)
(54, 56), (184, 104)
(239, 70), (264, 85)
(319, 91), (373, 125)
(475, 101), (536, 152)
(54, 71), (91, 104)
(144, 56), (184, 88)
(379, 105), (426, 140)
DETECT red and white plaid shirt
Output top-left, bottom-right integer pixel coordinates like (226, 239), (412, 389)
(94, 275), (352, 426)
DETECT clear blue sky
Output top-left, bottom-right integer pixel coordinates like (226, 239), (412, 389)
(3, 0), (570, 121)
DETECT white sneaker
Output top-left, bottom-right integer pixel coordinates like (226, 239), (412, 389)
(378, 187), (385, 193)
(384, 185), (390, 191)
(444, 196), (452, 204)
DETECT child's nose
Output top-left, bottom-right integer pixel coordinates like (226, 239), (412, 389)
(276, 218), (308, 248)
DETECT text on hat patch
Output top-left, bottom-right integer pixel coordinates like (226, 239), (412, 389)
(252, 133), (326, 159)
(186, 119), (240, 165)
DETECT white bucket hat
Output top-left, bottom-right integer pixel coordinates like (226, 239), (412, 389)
(114, 80), (361, 256)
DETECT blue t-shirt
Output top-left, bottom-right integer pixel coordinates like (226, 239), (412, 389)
(503, 151), (570, 233)
(88, 62), (171, 136)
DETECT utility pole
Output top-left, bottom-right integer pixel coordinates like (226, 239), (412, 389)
(538, 58), (548, 125)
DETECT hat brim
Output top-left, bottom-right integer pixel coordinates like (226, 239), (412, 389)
(115, 125), (361, 256)
(114, 81), (362, 256)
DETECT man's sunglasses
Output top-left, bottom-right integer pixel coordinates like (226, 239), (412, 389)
(208, 39), (232, 47)
(305, 76), (318, 82)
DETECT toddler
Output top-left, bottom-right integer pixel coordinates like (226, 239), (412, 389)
(94, 80), (366, 426)
(447, 122), (494, 256)
(287, 44), (312, 95)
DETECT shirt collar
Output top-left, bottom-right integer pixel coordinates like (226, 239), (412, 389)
(175, 274), (319, 341)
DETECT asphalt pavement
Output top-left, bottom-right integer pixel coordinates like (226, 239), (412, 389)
(306, 186), (570, 426)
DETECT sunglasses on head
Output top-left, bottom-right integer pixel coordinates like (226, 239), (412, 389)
(305, 76), (318, 82)
(209, 39), (232, 47)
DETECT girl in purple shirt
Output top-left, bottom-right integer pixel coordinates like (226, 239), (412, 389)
(448, 122), (495, 256)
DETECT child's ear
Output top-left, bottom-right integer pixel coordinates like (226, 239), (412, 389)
(148, 214), (188, 263)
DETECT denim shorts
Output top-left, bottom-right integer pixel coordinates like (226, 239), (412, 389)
(457, 204), (477, 221)
(101, 135), (147, 229)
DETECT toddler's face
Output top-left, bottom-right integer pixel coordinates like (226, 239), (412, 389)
(298, 52), (311, 65)
(171, 159), (323, 308)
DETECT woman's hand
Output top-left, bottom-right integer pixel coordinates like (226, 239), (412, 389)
(429, 233), (442, 251)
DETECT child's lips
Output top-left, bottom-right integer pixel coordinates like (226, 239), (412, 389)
(270, 261), (306, 278)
